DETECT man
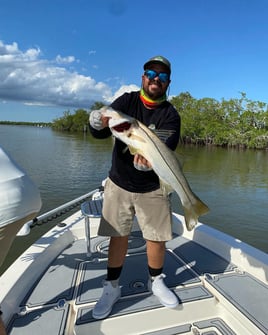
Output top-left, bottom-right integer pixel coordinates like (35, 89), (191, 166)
(0, 146), (42, 335)
(89, 56), (181, 319)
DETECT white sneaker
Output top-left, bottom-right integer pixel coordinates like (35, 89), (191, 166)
(92, 280), (121, 319)
(148, 274), (178, 308)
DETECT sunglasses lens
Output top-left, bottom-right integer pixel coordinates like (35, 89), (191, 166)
(159, 73), (169, 83)
(145, 70), (169, 83)
(145, 70), (156, 80)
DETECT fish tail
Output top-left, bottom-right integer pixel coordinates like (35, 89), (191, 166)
(183, 199), (209, 231)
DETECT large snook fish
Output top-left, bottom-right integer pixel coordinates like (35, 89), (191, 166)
(102, 108), (209, 231)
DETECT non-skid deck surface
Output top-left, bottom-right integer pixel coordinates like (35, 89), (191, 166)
(7, 233), (268, 335)
(206, 272), (268, 334)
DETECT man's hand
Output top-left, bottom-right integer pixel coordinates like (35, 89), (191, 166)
(133, 154), (152, 171)
(89, 107), (110, 130)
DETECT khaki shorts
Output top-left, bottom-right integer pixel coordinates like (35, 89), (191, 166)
(99, 178), (173, 241)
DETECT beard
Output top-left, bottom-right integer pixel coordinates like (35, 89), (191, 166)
(143, 81), (166, 100)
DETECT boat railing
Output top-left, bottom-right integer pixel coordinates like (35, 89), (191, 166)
(17, 187), (102, 236)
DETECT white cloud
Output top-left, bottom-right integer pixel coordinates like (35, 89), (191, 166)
(55, 55), (75, 64)
(106, 84), (140, 103)
(0, 40), (138, 110)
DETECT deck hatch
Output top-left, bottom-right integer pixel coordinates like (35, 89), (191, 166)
(206, 272), (268, 334)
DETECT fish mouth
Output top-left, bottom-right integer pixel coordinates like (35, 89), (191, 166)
(108, 117), (132, 132)
(112, 121), (132, 132)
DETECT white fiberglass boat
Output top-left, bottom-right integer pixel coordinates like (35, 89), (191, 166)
(0, 187), (267, 335)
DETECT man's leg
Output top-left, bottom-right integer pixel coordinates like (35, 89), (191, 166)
(92, 236), (129, 319)
(107, 236), (129, 268)
(146, 240), (178, 308)
(146, 240), (165, 270)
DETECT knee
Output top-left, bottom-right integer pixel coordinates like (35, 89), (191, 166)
(146, 240), (166, 252)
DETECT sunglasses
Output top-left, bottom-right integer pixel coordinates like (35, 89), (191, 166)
(144, 69), (170, 83)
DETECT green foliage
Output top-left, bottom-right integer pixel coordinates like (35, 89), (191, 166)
(170, 92), (268, 149)
(52, 109), (89, 132)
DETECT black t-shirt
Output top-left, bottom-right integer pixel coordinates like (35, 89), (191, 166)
(90, 91), (181, 192)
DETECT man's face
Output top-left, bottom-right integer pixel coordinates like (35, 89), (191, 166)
(142, 63), (170, 100)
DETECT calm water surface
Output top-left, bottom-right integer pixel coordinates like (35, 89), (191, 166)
(0, 125), (267, 271)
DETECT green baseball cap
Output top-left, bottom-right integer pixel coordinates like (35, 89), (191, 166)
(143, 55), (171, 73)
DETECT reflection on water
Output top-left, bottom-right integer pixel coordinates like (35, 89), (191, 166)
(0, 125), (267, 272)
(176, 145), (268, 253)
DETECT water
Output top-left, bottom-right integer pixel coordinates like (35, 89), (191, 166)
(0, 125), (267, 272)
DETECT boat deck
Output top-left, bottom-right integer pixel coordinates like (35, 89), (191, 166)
(4, 202), (268, 335)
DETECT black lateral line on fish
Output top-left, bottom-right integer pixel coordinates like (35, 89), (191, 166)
(137, 122), (195, 205)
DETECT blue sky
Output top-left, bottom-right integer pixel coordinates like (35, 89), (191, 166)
(0, 0), (268, 122)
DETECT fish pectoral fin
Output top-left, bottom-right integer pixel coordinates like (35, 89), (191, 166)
(128, 145), (146, 157)
(128, 145), (139, 155)
(159, 179), (174, 196)
(128, 134), (147, 143)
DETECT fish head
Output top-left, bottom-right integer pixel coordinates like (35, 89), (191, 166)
(101, 108), (133, 132)
(102, 108), (136, 136)
(102, 108), (146, 153)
